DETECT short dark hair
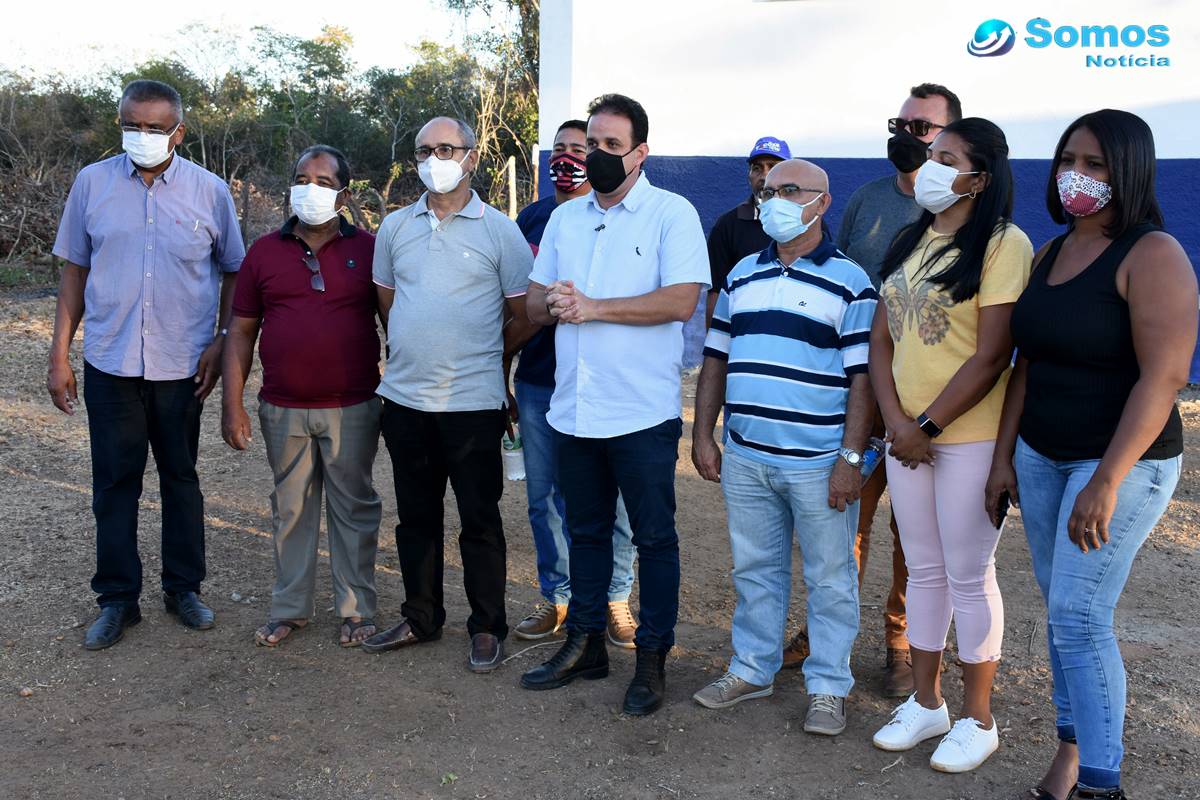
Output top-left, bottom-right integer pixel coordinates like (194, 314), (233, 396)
(880, 117), (1014, 303)
(120, 80), (183, 123)
(1046, 109), (1163, 238)
(586, 94), (649, 146)
(910, 83), (962, 123)
(295, 144), (351, 189)
(557, 119), (587, 136)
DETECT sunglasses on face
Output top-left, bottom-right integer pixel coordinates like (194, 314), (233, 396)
(888, 117), (945, 137)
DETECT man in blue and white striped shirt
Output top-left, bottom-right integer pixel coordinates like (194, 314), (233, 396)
(691, 159), (877, 736)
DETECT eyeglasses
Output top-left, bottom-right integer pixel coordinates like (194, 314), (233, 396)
(414, 144), (471, 162)
(303, 254), (325, 293)
(758, 185), (825, 202)
(888, 117), (944, 137)
(119, 122), (180, 136)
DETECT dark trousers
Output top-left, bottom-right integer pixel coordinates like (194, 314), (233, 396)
(83, 361), (205, 607)
(557, 417), (682, 651)
(380, 399), (508, 640)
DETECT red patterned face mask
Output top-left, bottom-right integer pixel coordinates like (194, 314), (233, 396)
(1057, 170), (1113, 217)
(550, 152), (588, 192)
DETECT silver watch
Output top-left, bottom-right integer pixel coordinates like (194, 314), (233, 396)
(838, 447), (862, 467)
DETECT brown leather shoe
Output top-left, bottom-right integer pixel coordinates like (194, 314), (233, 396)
(514, 603), (568, 640)
(606, 600), (637, 650)
(468, 633), (503, 673)
(882, 648), (914, 697)
(360, 619), (439, 654)
(781, 628), (810, 670)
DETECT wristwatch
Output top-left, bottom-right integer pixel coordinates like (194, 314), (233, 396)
(916, 412), (944, 438)
(838, 447), (862, 467)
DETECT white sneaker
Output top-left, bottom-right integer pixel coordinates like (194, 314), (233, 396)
(872, 694), (951, 751)
(930, 717), (999, 773)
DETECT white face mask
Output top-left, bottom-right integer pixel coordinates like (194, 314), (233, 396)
(290, 183), (342, 226)
(418, 149), (471, 194)
(914, 159), (980, 214)
(122, 124), (180, 169)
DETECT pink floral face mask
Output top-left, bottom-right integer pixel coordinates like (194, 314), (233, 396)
(1056, 170), (1113, 217)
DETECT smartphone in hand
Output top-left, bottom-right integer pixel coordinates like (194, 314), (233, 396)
(994, 490), (1011, 530)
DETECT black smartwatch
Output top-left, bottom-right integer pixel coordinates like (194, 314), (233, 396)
(916, 412), (943, 438)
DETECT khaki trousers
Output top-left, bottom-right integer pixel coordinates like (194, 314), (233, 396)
(259, 398), (382, 620)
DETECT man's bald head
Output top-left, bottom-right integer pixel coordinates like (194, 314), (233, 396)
(417, 116), (477, 149)
(764, 159), (829, 195)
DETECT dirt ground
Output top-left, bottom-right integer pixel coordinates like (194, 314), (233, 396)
(1, 288), (1197, 800)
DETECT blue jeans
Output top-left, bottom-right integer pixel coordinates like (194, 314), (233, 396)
(722, 449), (860, 695)
(557, 417), (683, 651)
(515, 380), (635, 605)
(1015, 437), (1181, 790)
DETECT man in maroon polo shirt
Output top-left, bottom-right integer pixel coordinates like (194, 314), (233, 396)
(221, 145), (383, 648)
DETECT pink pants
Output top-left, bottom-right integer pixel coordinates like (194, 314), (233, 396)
(885, 440), (1004, 663)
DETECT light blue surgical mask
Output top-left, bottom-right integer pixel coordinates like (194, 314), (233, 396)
(760, 194), (824, 243)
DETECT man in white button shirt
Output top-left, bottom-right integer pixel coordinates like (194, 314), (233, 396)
(518, 94), (709, 716)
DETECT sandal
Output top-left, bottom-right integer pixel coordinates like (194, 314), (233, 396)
(340, 617), (376, 648)
(255, 619), (302, 648)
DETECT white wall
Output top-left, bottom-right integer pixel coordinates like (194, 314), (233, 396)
(539, 0), (1200, 159)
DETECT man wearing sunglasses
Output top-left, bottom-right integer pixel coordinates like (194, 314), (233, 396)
(49, 79), (245, 650)
(221, 145), (383, 649)
(789, 82), (962, 696)
(363, 117), (538, 674)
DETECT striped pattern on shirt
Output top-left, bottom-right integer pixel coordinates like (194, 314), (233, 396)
(703, 237), (878, 469)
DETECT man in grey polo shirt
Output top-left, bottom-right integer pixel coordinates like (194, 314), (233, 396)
(362, 116), (537, 673)
(48, 79), (244, 650)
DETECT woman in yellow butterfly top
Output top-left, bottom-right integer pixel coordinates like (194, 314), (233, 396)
(866, 117), (1033, 774)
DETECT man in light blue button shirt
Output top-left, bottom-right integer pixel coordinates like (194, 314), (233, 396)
(519, 94), (709, 716)
(47, 80), (244, 650)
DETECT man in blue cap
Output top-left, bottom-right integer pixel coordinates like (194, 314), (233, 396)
(705, 137), (791, 327)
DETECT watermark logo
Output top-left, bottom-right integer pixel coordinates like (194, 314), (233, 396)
(967, 18), (1171, 68)
(967, 19), (1017, 57)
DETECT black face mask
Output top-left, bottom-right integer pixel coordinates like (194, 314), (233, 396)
(887, 129), (928, 174)
(585, 146), (635, 194)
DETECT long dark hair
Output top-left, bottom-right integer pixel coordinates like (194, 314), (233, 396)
(1046, 109), (1163, 238)
(879, 117), (1015, 303)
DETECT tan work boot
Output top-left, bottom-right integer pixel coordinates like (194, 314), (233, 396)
(882, 647), (914, 697)
(606, 600), (637, 649)
(514, 603), (568, 640)
(781, 628), (810, 670)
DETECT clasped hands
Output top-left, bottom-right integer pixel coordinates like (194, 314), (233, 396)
(545, 280), (597, 324)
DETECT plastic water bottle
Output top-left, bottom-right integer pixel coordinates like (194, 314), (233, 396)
(502, 429), (526, 481)
(860, 437), (886, 486)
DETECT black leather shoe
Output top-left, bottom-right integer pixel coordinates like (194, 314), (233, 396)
(164, 591), (215, 630)
(623, 646), (668, 716)
(520, 630), (608, 690)
(1072, 787), (1125, 799)
(84, 604), (142, 650)
(468, 633), (504, 673)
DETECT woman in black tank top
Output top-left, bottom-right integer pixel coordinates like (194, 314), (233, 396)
(985, 110), (1196, 800)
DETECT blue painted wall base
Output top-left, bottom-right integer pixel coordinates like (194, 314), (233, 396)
(537, 153), (1200, 378)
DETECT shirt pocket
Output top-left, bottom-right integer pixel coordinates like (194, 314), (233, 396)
(169, 228), (214, 265)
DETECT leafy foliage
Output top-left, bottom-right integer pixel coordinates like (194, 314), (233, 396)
(0, 9), (539, 259)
